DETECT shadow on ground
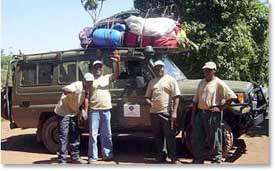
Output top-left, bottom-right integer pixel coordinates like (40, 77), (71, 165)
(1, 133), (48, 154)
(224, 139), (247, 163)
(245, 119), (269, 137)
(224, 119), (269, 163)
(1, 132), (191, 164)
(1, 119), (268, 164)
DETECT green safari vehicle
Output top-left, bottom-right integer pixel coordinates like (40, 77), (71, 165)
(1, 47), (268, 156)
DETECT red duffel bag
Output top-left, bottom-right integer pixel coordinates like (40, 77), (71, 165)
(154, 36), (178, 47)
(124, 32), (154, 47)
(124, 31), (178, 47)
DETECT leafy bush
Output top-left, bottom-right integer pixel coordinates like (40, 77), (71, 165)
(1, 55), (12, 88)
(134, 0), (269, 86)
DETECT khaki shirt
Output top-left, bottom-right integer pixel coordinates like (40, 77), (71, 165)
(89, 74), (112, 110)
(54, 81), (85, 116)
(193, 77), (237, 110)
(145, 74), (181, 116)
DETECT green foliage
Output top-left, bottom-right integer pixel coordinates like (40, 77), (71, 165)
(134, 0), (269, 86)
(84, 0), (98, 10)
(81, 0), (106, 24)
(1, 55), (12, 88)
(1, 56), (11, 70)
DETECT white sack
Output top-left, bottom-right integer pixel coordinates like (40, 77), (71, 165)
(125, 16), (177, 37)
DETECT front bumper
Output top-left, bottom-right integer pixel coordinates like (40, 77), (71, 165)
(231, 86), (268, 126)
(250, 86), (268, 125)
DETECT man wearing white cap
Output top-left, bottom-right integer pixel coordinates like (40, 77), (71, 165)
(145, 60), (181, 164)
(54, 73), (94, 164)
(190, 61), (237, 164)
(87, 50), (120, 163)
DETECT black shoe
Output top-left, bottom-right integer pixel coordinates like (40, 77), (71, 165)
(211, 160), (222, 164)
(156, 154), (167, 163)
(102, 157), (113, 161)
(58, 160), (67, 164)
(192, 159), (204, 164)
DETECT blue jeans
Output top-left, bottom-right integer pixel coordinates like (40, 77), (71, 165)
(57, 115), (80, 162)
(88, 110), (113, 160)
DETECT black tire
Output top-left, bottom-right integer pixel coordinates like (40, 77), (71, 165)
(41, 115), (59, 154)
(184, 126), (193, 156)
(222, 122), (234, 157)
(184, 121), (233, 158)
(1, 88), (10, 120)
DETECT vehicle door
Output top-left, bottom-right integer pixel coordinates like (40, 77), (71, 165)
(13, 60), (57, 127)
(110, 57), (154, 131)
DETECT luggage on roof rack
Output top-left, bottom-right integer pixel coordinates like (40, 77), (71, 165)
(78, 10), (198, 51)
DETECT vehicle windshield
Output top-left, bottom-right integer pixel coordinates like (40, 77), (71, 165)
(150, 55), (186, 81)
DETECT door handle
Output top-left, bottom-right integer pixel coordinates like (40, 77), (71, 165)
(20, 101), (30, 108)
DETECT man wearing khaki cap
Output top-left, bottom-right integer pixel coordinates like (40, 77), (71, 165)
(145, 60), (181, 164)
(54, 73), (94, 164)
(190, 61), (237, 164)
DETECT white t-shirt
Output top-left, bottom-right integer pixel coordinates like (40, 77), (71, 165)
(145, 74), (181, 116)
(193, 77), (237, 110)
(89, 74), (112, 110)
(54, 81), (85, 116)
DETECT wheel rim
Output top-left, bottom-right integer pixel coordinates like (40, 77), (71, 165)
(222, 123), (234, 157)
(42, 116), (59, 153)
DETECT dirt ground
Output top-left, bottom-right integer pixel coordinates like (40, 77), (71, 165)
(1, 119), (269, 165)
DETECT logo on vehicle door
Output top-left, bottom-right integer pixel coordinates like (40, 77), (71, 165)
(123, 104), (140, 117)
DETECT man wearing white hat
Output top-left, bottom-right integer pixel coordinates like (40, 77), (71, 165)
(86, 50), (120, 163)
(145, 60), (181, 164)
(54, 73), (94, 164)
(190, 61), (237, 164)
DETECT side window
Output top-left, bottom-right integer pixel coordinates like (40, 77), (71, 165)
(38, 63), (54, 84)
(78, 60), (92, 81)
(21, 64), (37, 86)
(115, 60), (153, 88)
(59, 61), (76, 83)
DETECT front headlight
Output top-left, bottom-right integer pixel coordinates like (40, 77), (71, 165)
(236, 92), (245, 103)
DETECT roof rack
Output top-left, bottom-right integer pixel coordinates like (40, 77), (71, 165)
(13, 46), (190, 62)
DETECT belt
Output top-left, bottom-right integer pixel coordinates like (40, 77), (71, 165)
(151, 112), (170, 118)
(197, 108), (220, 114)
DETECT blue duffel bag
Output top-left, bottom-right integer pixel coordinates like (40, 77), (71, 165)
(91, 28), (123, 47)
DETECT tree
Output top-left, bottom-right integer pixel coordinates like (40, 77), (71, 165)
(134, 0), (269, 86)
(1, 53), (12, 88)
(81, 0), (106, 25)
